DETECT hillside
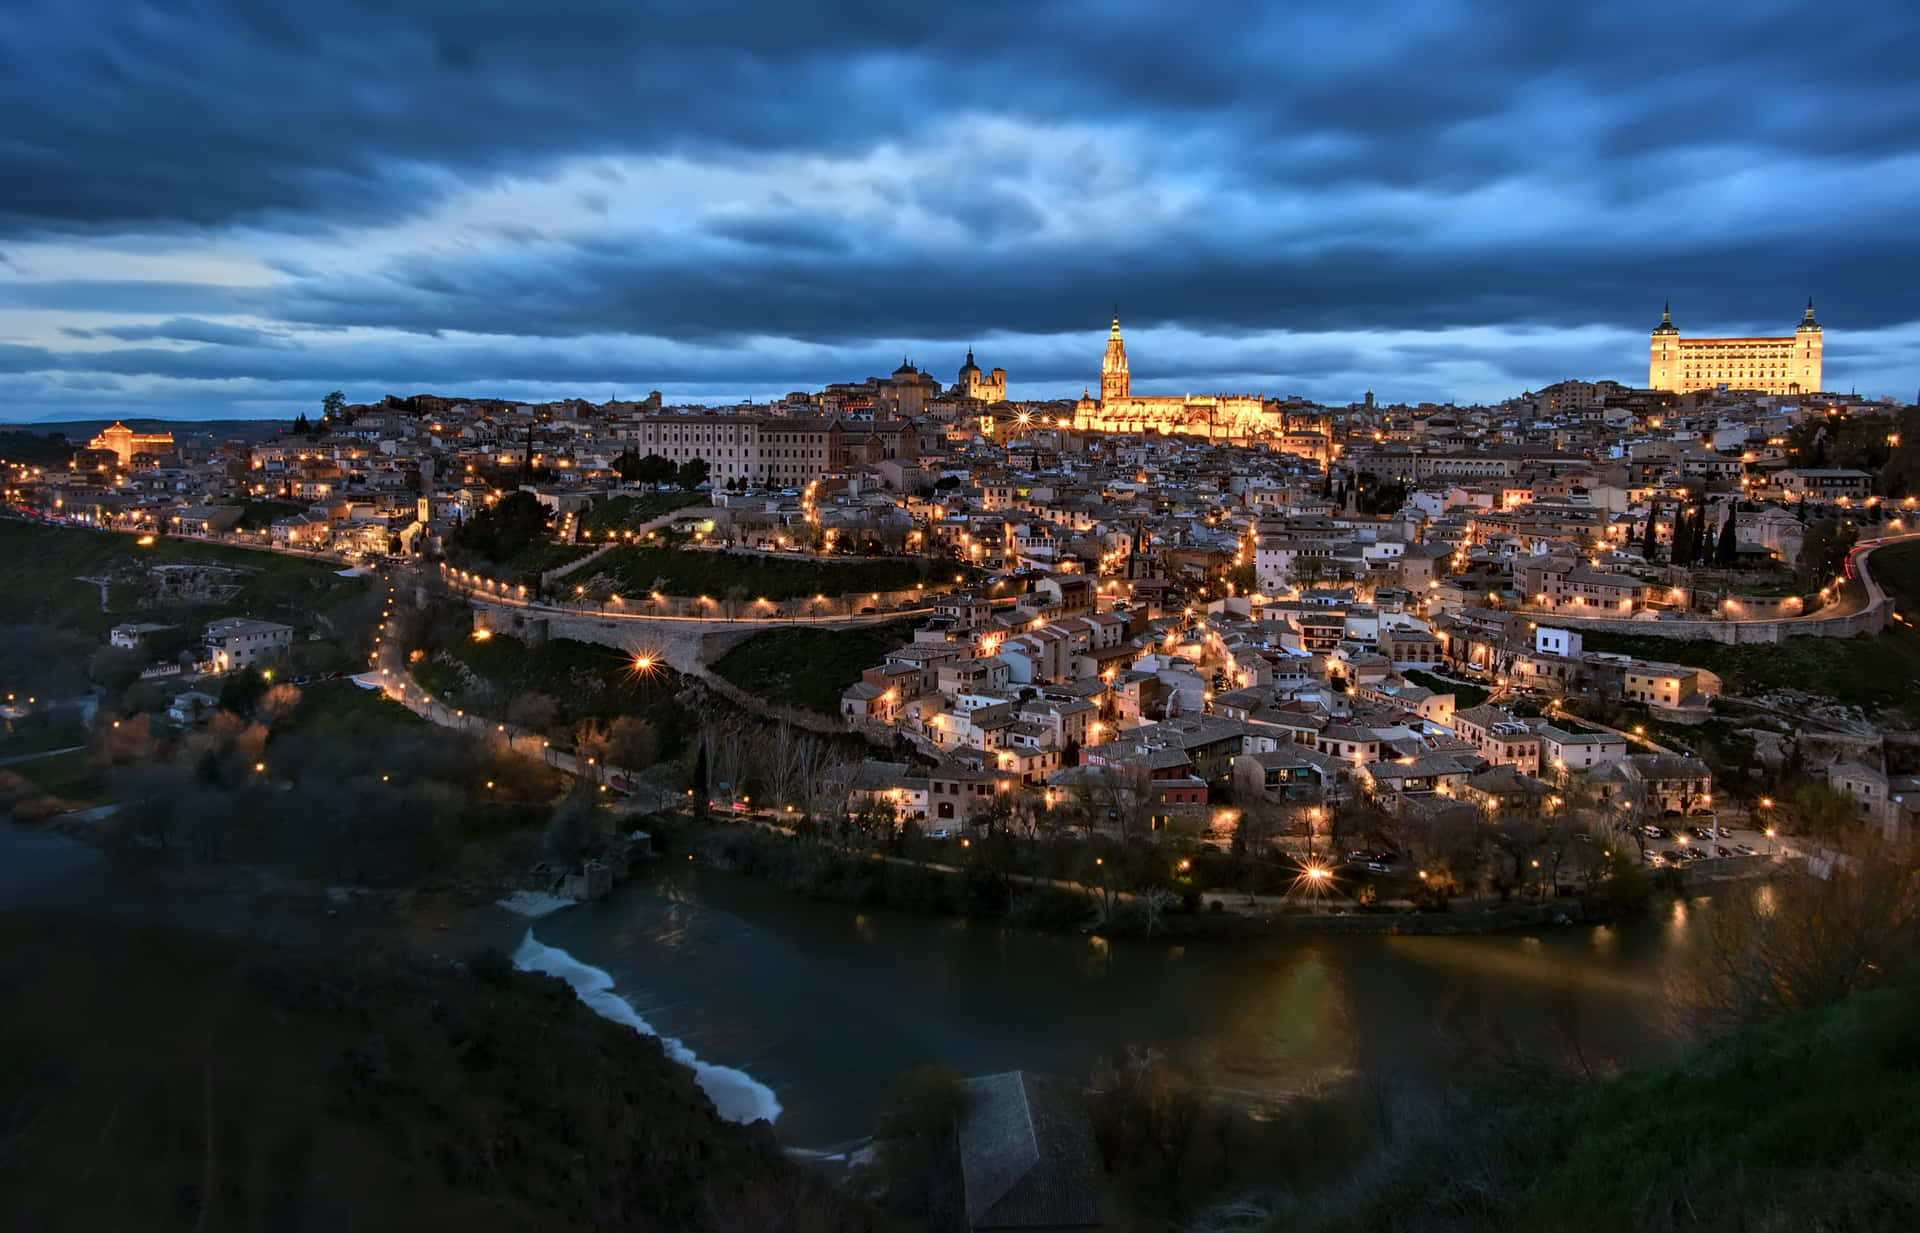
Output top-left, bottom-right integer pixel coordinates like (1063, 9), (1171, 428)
(0, 911), (875, 1232)
(1265, 983), (1920, 1232)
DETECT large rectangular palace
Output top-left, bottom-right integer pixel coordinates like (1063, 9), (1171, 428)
(1648, 300), (1823, 395)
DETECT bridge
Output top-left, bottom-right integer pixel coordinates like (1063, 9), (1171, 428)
(468, 593), (929, 676)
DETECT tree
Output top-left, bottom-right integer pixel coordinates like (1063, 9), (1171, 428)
(1641, 500), (1661, 562)
(505, 692), (560, 733)
(1689, 507), (1709, 566)
(863, 1065), (970, 1230)
(1678, 837), (1920, 1032)
(612, 447), (643, 484)
(1715, 511), (1738, 566)
(448, 490), (550, 565)
(635, 452), (676, 487)
(1797, 518), (1858, 590)
(1287, 555), (1332, 589)
(321, 390), (346, 419)
(675, 457), (711, 491)
(293, 411), (311, 435)
(1674, 507), (1697, 566)
(543, 790), (605, 867)
(604, 716), (660, 770)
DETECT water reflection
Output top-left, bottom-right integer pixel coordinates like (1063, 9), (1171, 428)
(528, 866), (1714, 1146)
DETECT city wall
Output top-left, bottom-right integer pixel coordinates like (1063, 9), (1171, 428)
(1541, 603), (1886, 644)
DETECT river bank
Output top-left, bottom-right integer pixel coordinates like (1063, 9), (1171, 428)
(657, 813), (1778, 942)
(0, 902), (877, 1232)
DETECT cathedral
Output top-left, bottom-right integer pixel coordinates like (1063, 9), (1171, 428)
(955, 347), (1007, 403)
(1071, 315), (1281, 440)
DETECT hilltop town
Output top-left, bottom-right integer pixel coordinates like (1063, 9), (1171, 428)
(5, 309), (1918, 886)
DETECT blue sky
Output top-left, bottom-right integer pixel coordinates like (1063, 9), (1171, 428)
(3, 0), (1918, 422)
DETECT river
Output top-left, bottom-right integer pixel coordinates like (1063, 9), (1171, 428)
(0, 824), (1716, 1152)
(518, 862), (1714, 1150)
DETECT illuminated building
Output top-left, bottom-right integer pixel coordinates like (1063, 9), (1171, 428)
(87, 421), (175, 466)
(1071, 315), (1281, 440)
(955, 348), (1007, 403)
(1648, 300), (1823, 395)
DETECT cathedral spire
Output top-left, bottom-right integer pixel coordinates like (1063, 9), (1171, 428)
(1801, 297), (1820, 329)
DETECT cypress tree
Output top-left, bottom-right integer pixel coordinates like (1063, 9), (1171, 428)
(1690, 508), (1709, 566)
(1716, 512), (1737, 565)
(1672, 506), (1692, 565)
(1642, 501), (1661, 561)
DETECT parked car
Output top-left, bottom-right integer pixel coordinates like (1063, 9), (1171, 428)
(926, 827), (951, 840)
(1716, 845), (1732, 857)
(1735, 843), (1756, 855)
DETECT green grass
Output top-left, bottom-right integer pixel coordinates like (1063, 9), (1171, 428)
(0, 519), (367, 640)
(416, 633), (691, 752)
(580, 491), (705, 532)
(235, 499), (303, 530)
(1403, 668), (1490, 708)
(495, 539), (597, 578)
(13, 748), (105, 805)
(594, 545), (956, 602)
(1270, 984), (1920, 1232)
(711, 617), (924, 713)
(1578, 540), (1920, 723)
(290, 677), (428, 732)
(1715, 576), (1802, 598)
(1528, 986), (1920, 1228)
(0, 711), (87, 758)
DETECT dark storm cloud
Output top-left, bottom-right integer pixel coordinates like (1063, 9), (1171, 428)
(81, 317), (277, 347)
(270, 222), (1920, 345)
(0, 281), (265, 315)
(1, 0), (1918, 416)
(5, 0), (1913, 236)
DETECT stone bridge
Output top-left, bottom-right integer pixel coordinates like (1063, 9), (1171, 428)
(470, 597), (926, 677)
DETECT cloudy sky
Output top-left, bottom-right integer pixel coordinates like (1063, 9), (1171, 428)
(4, 0), (1918, 422)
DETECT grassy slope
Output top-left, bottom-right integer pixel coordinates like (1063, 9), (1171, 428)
(1402, 668), (1490, 708)
(0, 910), (872, 1233)
(1579, 540), (1920, 723)
(0, 519), (365, 640)
(711, 617), (924, 713)
(579, 491), (705, 532)
(1275, 985), (1920, 1232)
(595, 545), (952, 602)
(1529, 987), (1920, 1229)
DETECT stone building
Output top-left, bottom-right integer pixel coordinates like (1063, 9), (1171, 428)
(1072, 315), (1281, 440)
(87, 422), (175, 466)
(955, 348), (1007, 403)
(1648, 300), (1823, 395)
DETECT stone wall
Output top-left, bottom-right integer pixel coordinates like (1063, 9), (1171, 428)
(1541, 604), (1886, 643)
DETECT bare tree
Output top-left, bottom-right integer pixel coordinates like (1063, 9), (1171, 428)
(1675, 837), (1920, 1033)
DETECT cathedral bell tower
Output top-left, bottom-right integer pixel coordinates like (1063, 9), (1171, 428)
(1100, 315), (1130, 402)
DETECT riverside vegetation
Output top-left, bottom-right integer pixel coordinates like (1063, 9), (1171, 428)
(0, 911), (879, 1233)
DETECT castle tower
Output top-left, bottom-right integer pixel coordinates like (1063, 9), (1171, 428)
(1794, 297), (1823, 394)
(1648, 300), (1680, 390)
(1100, 315), (1130, 402)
